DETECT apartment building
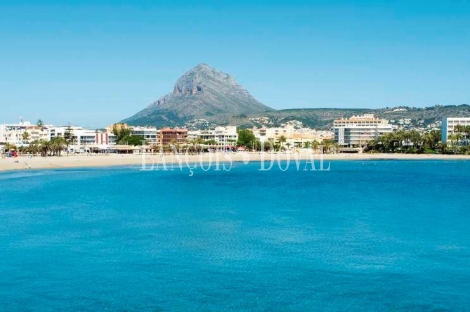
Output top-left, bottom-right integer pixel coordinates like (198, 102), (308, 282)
(188, 126), (238, 145)
(158, 128), (188, 145)
(333, 114), (395, 146)
(441, 117), (470, 142)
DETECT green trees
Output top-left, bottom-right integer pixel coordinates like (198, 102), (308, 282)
(64, 124), (74, 154)
(112, 124), (132, 144)
(278, 135), (286, 150)
(312, 140), (320, 153)
(5, 142), (16, 152)
(204, 139), (218, 146)
(365, 129), (469, 154)
(127, 135), (145, 146)
(321, 139), (338, 154)
(237, 129), (257, 150)
(49, 137), (66, 156)
(112, 123), (145, 146)
(39, 140), (51, 157)
(453, 125), (470, 146)
(423, 130), (441, 153)
(27, 140), (41, 155)
(22, 131), (30, 144)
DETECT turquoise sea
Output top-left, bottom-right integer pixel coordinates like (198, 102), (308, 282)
(0, 160), (469, 311)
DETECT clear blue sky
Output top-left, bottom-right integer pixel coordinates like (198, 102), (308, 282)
(1, 0), (469, 128)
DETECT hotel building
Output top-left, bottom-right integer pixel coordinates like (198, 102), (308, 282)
(131, 127), (158, 145)
(441, 117), (470, 142)
(158, 128), (188, 145)
(252, 125), (334, 148)
(187, 126), (238, 146)
(0, 120), (50, 146)
(333, 114), (395, 147)
(50, 126), (116, 152)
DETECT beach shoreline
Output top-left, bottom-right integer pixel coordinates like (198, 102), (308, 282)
(1, 152), (470, 172)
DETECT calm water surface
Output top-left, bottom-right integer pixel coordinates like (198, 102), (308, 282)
(0, 160), (469, 311)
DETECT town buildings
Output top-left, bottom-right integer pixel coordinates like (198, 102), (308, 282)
(333, 114), (395, 147)
(187, 126), (238, 146)
(252, 125), (333, 148)
(0, 120), (50, 146)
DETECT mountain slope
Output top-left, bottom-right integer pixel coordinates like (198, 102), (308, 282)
(123, 64), (274, 127)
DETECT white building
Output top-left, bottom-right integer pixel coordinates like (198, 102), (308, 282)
(50, 126), (115, 152)
(188, 126), (238, 146)
(131, 126), (158, 145)
(441, 117), (470, 142)
(334, 114), (395, 147)
(0, 120), (50, 146)
(253, 125), (333, 147)
(253, 125), (295, 143)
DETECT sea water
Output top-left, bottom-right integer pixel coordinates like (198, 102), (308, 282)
(0, 160), (469, 311)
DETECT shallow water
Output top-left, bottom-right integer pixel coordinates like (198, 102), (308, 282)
(0, 161), (469, 311)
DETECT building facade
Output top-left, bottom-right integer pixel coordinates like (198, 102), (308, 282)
(50, 126), (116, 152)
(188, 126), (238, 146)
(131, 127), (158, 145)
(441, 117), (470, 142)
(0, 120), (50, 146)
(158, 128), (188, 145)
(334, 114), (395, 146)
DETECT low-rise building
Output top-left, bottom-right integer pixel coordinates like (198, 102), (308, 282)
(50, 126), (115, 152)
(0, 120), (50, 146)
(131, 126), (158, 145)
(188, 126), (238, 145)
(253, 125), (333, 146)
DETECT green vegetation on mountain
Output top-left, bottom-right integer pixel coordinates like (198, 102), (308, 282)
(122, 64), (470, 129)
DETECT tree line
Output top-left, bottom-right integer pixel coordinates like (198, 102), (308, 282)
(365, 126), (470, 154)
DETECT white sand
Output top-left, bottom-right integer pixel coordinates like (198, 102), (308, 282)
(1, 152), (470, 172)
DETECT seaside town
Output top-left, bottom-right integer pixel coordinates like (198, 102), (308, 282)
(1, 114), (469, 157)
(3, 1), (470, 310)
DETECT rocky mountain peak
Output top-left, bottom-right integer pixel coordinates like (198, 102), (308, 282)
(123, 64), (274, 127)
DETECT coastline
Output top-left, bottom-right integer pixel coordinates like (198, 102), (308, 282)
(1, 152), (470, 172)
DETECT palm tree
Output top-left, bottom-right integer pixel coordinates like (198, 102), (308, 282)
(39, 140), (51, 157)
(28, 140), (41, 156)
(322, 141), (330, 154)
(312, 140), (320, 153)
(5, 142), (16, 152)
(423, 130), (441, 152)
(22, 131), (30, 145)
(37, 119), (44, 128)
(50, 137), (65, 156)
(64, 124), (74, 155)
(278, 135), (286, 151)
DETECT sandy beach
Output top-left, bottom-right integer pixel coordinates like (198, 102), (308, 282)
(1, 152), (470, 172)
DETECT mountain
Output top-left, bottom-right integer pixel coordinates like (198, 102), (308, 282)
(122, 64), (470, 130)
(123, 64), (274, 127)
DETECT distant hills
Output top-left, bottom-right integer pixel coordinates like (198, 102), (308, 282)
(123, 64), (470, 129)
(243, 105), (470, 130)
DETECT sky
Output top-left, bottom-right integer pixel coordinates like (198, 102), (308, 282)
(1, 0), (469, 128)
